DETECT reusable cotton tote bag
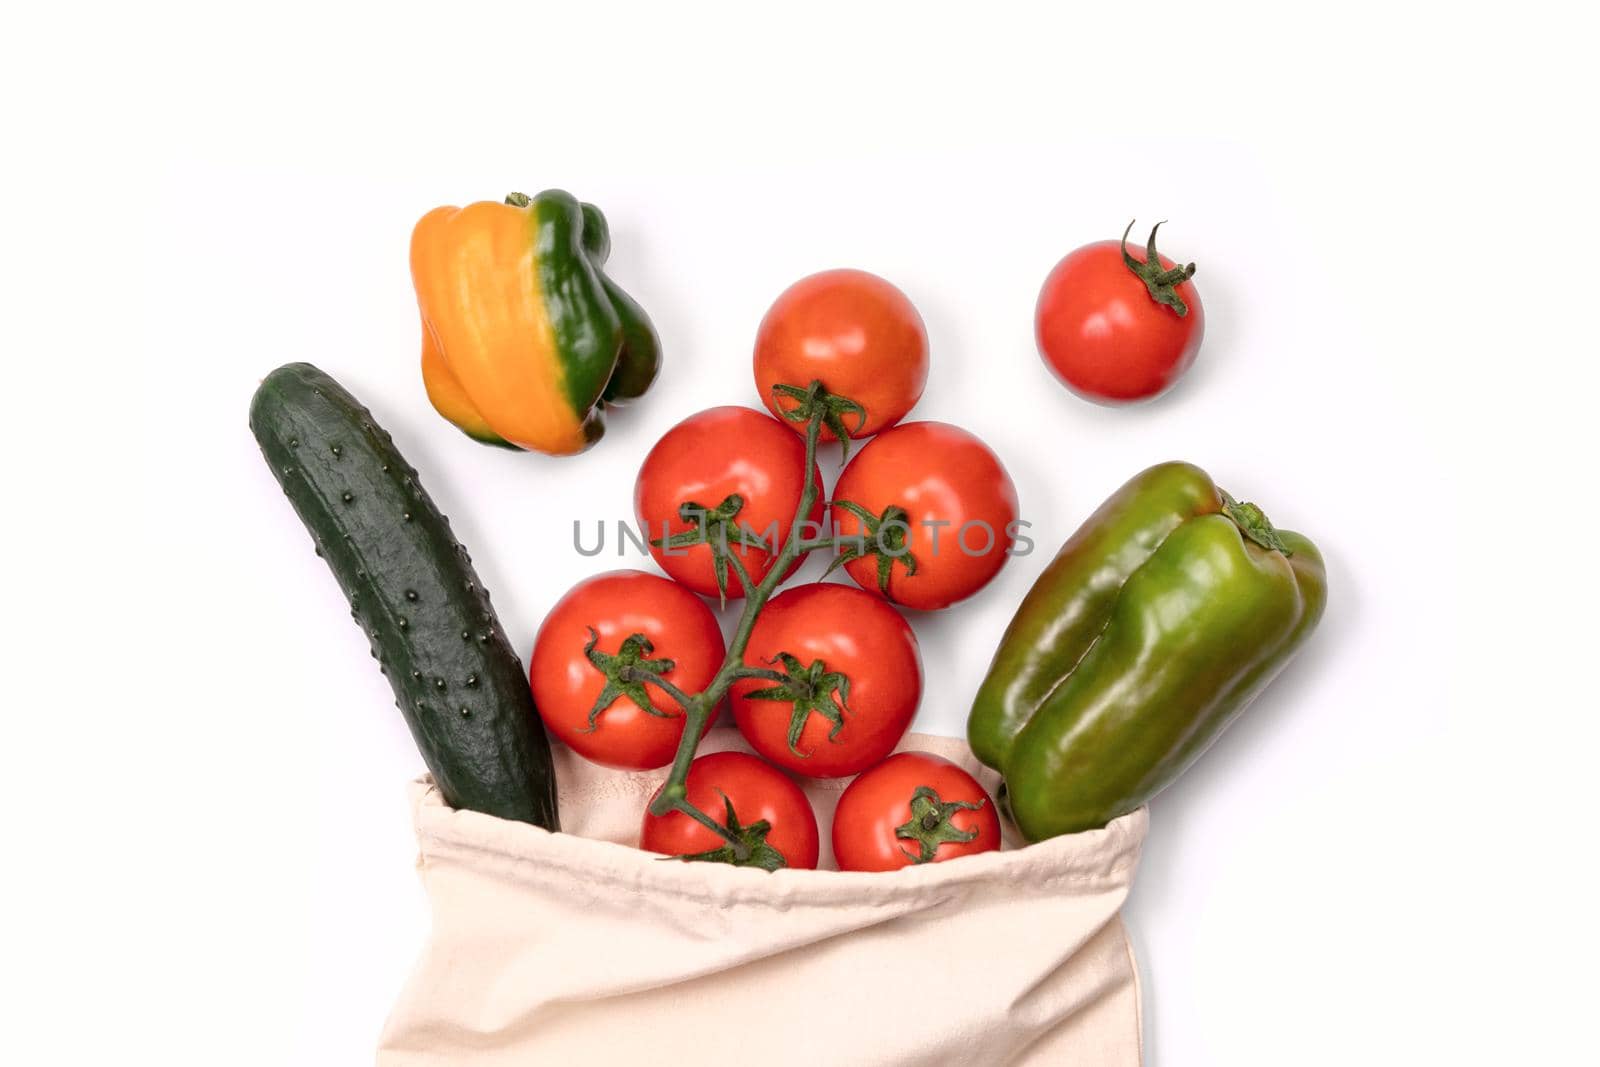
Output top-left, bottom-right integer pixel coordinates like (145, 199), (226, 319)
(378, 728), (1148, 1065)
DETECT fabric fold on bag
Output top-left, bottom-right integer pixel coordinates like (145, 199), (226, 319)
(378, 729), (1147, 1066)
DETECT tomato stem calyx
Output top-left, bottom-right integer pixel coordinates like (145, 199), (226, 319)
(772, 379), (867, 461)
(651, 493), (773, 606)
(581, 629), (678, 731)
(894, 786), (985, 864)
(675, 793), (788, 871)
(825, 501), (917, 597)
(1121, 219), (1197, 317)
(742, 652), (852, 757)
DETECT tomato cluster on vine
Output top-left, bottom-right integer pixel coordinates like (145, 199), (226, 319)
(529, 269), (1012, 871)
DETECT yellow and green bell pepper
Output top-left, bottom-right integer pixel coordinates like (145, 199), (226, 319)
(410, 189), (660, 455)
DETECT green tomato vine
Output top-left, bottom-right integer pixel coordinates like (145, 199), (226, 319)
(611, 381), (859, 863)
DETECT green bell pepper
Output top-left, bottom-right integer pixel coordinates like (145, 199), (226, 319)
(968, 461), (1327, 841)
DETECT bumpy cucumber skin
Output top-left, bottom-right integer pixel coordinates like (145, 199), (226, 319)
(250, 363), (559, 830)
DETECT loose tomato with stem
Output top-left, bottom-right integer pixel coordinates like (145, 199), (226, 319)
(641, 751), (820, 870)
(635, 406), (824, 602)
(530, 570), (726, 770)
(731, 582), (921, 778)
(753, 269), (928, 447)
(1035, 220), (1204, 404)
(832, 752), (1001, 872)
(829, 421), (1019, 611)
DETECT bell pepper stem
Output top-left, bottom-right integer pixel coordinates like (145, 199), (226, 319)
(1219, 489), (1293, 555)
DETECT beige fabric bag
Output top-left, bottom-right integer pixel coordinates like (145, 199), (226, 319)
(378, 728), (1148, 1066)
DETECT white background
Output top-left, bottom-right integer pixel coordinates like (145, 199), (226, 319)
(6, 2), (1597, 1064)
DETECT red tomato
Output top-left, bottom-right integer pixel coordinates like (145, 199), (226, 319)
(1035, 222), (1204, 403)
(829, 421), (1018, 610)
(753, 269), (929, 441)
(635, 406), (824, 599)
(832, 752), (1001, 872)
(640, 751), (820, 870)
(529, 570), (726, 770)
(731, 583), (921, 778)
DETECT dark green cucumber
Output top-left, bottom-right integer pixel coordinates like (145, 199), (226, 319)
(249, 363), (559, 829)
